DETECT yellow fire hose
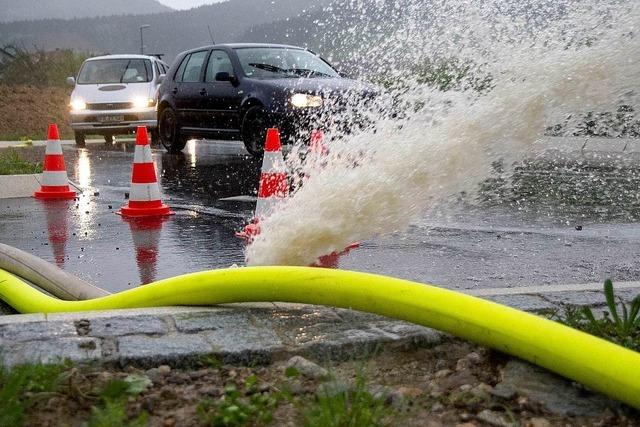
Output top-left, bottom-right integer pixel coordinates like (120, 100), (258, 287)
(0, 266), (639, 409)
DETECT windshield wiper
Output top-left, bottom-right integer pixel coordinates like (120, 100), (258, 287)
(248, 63), (289, 74)
(119, 59), (132, 84)
(248, 63), (331, 78)
(286, 68), (331, 78)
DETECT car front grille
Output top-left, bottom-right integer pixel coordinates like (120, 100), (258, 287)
(86, 102), (133, 110)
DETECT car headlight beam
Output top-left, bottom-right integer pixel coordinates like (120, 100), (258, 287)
(290, 93), (323, 108)
(132, 97), (155, 109)
(69, 99), (86, 111)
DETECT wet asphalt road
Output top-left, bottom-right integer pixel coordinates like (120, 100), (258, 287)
(2, 139), (640, 293)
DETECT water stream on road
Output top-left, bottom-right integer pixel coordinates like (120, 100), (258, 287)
(247, 0), (640, 266)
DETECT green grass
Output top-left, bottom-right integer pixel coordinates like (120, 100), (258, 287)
(0, 361), (68, 426)
(88, 378), (150, 427)
(197, 375), (280, 427)
(303, 369), (392, 427)
(87, 374), (151, 427)
(88, 398), (148, 427)
(555, 279), (640, 351)
(0, 149), (42, 175)
(0, 361), (151, 427)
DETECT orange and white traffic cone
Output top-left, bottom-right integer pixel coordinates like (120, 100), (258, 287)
(118, 126), (172, 217)
(235, 128), (358, 268)
(255, 128), (289, 219)
(236, 128), (288, 240)
(299, 129), (329, 185)
(34, 124), (76, 200)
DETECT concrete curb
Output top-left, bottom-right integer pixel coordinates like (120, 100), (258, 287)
(0, 304), (443, 369)
(0, 174), (82, 199)
(1, 284), (637, 369)
(0, 174), (41, 199)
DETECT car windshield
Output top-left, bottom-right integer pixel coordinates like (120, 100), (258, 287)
(77, 58), (153, 84)
(234, 47), (338, 79)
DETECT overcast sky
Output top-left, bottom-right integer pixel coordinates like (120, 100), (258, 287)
(157, 0), (225, 9)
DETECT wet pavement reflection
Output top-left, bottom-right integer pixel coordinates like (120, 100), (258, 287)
(125, 216), (168, 285)
(43, 200), (72, 268)
(0, 140), (259, 293)
(2, 139), (640, 293)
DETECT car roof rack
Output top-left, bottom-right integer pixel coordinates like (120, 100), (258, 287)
(149, 53), (165, 59)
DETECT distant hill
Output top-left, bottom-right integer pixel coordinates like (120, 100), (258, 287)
(0, 0), (331, 62)
(0, 0), (173, 22)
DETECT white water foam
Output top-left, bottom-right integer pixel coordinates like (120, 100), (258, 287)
(247, 0), (640, 266)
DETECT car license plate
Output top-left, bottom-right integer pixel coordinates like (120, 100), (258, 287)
(97, 115), (124, 123)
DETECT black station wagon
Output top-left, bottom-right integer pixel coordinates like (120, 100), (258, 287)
(157, 43), (376, 157)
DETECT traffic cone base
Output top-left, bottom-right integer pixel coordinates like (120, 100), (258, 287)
(312, 243), (360, 268)
(35, 187), (76, 200)
(118, 203), (172, 217)
(235, 219), (260, 240)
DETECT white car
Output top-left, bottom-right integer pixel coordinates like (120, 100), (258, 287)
(67, 54), (169, 146)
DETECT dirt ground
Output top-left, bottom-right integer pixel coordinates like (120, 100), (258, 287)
(25, 341), (639, 427)
(0, 85), (72, 140)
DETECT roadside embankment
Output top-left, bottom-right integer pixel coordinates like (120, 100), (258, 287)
(0, 85), (72, 140)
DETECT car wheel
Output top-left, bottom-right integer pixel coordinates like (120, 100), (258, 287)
(74, 131), (86, 147)
(150, 129), (160, 147)
(159, 107), (187, 153)
(241, 106), (272, 158)
(104, 134), (113, 144)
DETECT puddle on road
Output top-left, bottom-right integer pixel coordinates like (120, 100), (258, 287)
(0, 141), (259, 293)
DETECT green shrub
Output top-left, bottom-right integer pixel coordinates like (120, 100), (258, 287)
(0, 149), (42, 175)
(0, 45), (90, 87)
(556, 279), (640, 351)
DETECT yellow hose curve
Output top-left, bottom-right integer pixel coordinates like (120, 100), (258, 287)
(1, 266), (639, 409)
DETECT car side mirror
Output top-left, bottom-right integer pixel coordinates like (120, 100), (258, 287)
(158, 74), (165, 84)
(66, 76), (76, 86)
(215, 72), (238, 85)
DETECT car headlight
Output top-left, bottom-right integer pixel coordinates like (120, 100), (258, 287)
(290, 93), (323, 108)
(69, 99), (86, 111)
(132, 97), (156, 109)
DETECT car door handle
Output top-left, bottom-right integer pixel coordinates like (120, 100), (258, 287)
(199, 88), (207, 96)
(171, 87), (178, 95)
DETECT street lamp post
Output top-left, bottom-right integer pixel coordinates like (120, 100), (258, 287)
(139, 25), (151, 55)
